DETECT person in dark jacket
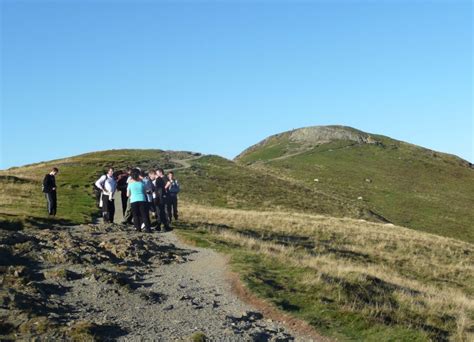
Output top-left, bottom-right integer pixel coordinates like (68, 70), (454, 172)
(121, 168), (134, 225)
(116, 168), (131, 216)
(153, 168), (170, 231)
(42, 167), (59, 216)
(165, 171), (180, 223)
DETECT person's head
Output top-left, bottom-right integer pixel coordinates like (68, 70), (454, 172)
(167, 171), (174, 180)
(106, 168), (114, 177)
(157, 168), (164, 177)
(126, 167), (132, 175)
(50, 167), (59, 175)
(140, 170), (146, 179)
(148, 170), (157, 180)
(131, 168), (141, 181)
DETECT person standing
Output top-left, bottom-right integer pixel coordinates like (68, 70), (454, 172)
(95, 168), (117, 223)
(121, 168), (134, 225)
(154, 168), (170, 231)
(141, 170), (154, 211)
(127, 168), (151, 233)
(165, 171), (180, 223)
(116, 168), (131, 216)
(42, 167), (59, 216)
(147, 170), (158, 218)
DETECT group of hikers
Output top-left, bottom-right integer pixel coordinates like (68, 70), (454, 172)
(42, 166), (180, 233)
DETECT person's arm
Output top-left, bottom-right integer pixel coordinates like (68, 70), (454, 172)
(127, 183), (131, 198)
(43, 175), (50, 192)
(95, 175), (106, 191)
(165, 181), (171, 190)
(51, 175), (56, 191)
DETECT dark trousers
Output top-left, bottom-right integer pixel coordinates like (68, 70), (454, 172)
(131, 201), (151, 231)
(102, 194), (115, 223)
(45, 191), (57, 216)
(120, 190), (128, 216)
(122, 197), (133, 224)
(166, 194), (178, 222)
(154, 198), (169, 229)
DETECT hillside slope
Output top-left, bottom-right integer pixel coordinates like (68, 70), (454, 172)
(1, 147), (473, 341)
(236, 126), (474, 243)
(0, 148), (379, 229)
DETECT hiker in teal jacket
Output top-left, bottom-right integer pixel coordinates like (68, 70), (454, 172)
(127, 169), (151, 232)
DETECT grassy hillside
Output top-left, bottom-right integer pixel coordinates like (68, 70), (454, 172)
(0, 148), (377, 229)
(177, 155), (377, 220)
(0, 149), (177, 228)
(236, 126), (474, 243)
(1, 147), (473, 341)
(177, 204), (474, 341)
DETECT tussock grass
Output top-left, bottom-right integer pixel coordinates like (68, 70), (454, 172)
(178, 203), (474, 341)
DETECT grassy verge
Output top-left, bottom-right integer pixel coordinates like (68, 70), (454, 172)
(176, 204), (474, 341)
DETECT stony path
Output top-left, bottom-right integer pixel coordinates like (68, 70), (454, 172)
(56, 226), (315, 341)
(70, 186), (318, 341)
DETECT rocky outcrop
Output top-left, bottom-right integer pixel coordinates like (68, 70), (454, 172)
(288, 125), (379, 146)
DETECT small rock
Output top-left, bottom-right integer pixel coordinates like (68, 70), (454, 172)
(163, 304), (174, 311)
(243, 311), (263, 321)
(180, 294), (192, 301)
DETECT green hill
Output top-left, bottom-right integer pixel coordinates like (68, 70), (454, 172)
(236, 125), (474, 243)
(0, 148), (376, 229)
(1, 143), (473, 341)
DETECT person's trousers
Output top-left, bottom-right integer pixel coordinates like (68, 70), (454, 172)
(131, 201), (151, 231)
(122, 197), (133, 224)
(120, 190), (128, 216)
(102, 194), (115, 223)
(45, 191), (57, 216)
(166, 194), (178, 222)
(153, 198), (169, 229)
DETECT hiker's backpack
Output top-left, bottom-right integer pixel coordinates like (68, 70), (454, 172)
(169, 180), (180, 194)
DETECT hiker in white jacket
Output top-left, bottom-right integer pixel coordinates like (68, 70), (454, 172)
(95, 168), (117, 223)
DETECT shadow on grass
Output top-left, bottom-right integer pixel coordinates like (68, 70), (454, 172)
(90, 324), (129, 340)
(24, 216), (77, 229)
(177, 221), (373, 263)
(0, 214), (25, 231)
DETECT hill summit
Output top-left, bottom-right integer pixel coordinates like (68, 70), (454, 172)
(236, 125), (474, 243)
(236, 125), (382, 162)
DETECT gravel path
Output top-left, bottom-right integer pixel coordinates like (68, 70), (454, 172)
(59, 227), (313, 341)
(60, 189), (318, 341)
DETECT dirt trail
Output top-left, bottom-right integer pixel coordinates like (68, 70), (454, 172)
(70, 189), (321, 341)
(169, 155), (204, 171)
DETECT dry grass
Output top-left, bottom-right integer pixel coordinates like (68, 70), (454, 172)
(179, 203), (474, 341)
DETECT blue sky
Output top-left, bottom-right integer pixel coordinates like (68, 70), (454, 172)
(1, 0), (472, 169)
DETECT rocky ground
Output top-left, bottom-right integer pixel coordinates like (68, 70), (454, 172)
(0, 220), (317, 341)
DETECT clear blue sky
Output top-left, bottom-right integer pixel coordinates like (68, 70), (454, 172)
(1, 0), (472, 169)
